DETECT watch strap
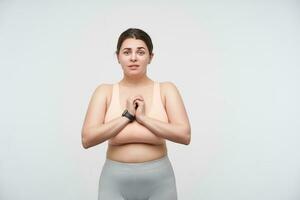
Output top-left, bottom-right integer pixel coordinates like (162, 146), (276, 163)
(122, 110), (135, 122)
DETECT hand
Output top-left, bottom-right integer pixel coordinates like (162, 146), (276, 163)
(134, 98), (145, 123)
(126, 95), (144, 116)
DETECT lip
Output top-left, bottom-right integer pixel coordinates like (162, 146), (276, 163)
(128, 65), (139, 69)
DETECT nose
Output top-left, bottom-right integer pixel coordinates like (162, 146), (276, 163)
(130, 53), (137, 61)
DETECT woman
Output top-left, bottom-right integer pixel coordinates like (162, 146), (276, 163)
(81, 28), (191, 200)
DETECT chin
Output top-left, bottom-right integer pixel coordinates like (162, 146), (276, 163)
(126, 72), (145, 77)
(127, 70), (142, 74)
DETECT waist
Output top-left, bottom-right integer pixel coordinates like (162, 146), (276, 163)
(103, 154), (171, 171)
(106, 142), (167, 163)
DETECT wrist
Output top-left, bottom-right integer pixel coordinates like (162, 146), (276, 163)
(121, 115), (131, 123)
(136, 114), (146, 124)
(122, 109), (135, 122)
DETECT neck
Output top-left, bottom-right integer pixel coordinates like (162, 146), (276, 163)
(119, 75), (153, 87)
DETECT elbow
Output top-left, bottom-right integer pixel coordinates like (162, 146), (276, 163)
(183, 126), (191, 145)
(81, 132), (90, 149)
(179, 126), (191, 145)
(183, 133), (191, 145)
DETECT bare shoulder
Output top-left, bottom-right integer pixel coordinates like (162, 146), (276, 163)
(94, 83), (111, 92)
(92, 83), (112, 97)
(160, 81), (180, 96)
(160, 81), (176, 88)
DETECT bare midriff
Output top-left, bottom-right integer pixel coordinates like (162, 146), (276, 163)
(106, 142), (167, 163)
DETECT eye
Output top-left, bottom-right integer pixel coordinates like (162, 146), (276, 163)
(123, 51), (130, 55)
(137, 51), (145, 55)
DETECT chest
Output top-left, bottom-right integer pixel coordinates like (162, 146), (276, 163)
(120, 87), (154, 111)
(104, 82), (168, 123)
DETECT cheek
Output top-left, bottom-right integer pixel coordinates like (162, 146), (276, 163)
(140, 56), (150, 63)
(119, 55), (126, 60)
(118, 57), (128, 64)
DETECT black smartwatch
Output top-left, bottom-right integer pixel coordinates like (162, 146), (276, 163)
(122, 109), (135, 122)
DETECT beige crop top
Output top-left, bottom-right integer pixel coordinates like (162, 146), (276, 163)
(104, 81), (169, 145)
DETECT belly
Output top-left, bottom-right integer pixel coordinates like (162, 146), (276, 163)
(108, 121), (165, 145)
(106, 143), (167, 163)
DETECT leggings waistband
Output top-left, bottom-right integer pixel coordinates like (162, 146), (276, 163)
(104, 155), (171, 171)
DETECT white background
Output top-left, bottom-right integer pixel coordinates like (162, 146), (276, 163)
(1, 1), (299, 199)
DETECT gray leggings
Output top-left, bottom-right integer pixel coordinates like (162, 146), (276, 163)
(98, 155), (177, 200)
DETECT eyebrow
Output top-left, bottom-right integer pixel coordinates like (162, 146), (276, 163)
(122, 47), (146, 51)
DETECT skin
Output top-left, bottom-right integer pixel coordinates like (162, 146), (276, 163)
(116, 38), (153, 116)
(81, 38), (191, 162)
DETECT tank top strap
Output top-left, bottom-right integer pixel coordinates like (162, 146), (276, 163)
(150, 81), (168, 121)
(153, 81), (159, 99)
(114, 82), (120, 103)
(111, 83), (119, 104)
(104, 83), (121, 122)
(152, 81), (163, 109)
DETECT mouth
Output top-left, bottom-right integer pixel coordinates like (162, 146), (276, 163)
(128, 65), (139, 69)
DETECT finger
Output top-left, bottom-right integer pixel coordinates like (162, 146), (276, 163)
(134, 99), (144, 106)
(134, 101), (139, 109)
(133, 99), (143, 106)
(134, 94), (143, 98)
(133, 98), (143, 104)
(134, 99), (144, 103)
(133, 95), (144, 101)
(129, 96), (143, 103)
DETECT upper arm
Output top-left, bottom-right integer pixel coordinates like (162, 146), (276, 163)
(81, 84), (110, 134)
(162, 82), (190, 129)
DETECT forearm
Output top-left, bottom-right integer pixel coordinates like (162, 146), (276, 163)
(138, 116), (191, 145)
(82, 117), (130, 148)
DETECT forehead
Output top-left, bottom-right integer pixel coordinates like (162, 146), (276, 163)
(120, 38), (148, 50)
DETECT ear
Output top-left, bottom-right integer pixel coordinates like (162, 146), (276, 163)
(116, 52), (120, 63)
(149, 53), (154, 64)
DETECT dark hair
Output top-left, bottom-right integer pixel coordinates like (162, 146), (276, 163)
(116, 28), (153, 55)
